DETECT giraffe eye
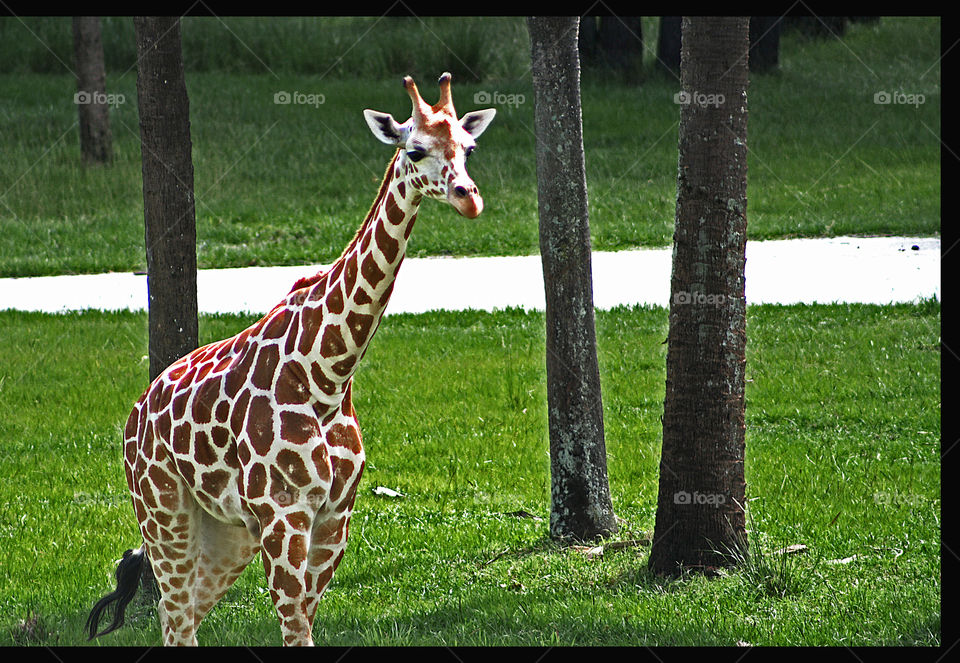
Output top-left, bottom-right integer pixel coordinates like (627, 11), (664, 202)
(406, 148), (427, 162)
(465, 146), (475, 158)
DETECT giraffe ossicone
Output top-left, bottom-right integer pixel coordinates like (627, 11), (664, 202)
(86, 73), (495, 647)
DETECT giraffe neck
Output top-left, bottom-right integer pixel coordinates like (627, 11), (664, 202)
(290, 150), (421, 401)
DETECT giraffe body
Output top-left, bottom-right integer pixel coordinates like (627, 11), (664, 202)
(87, 73), (495, 646)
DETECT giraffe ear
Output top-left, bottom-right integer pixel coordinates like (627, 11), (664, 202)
(460, 108), (496, 139)
(364, 109), (406, 146)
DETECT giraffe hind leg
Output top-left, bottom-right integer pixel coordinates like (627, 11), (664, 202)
(130, 438), (208, 646)
(191, 509), (260, 631)
(137, 491), (259, 644)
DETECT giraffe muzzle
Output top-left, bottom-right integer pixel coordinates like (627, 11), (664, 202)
(448, 182), (483, 219)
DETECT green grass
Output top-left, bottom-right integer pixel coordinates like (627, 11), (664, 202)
(0, 302), (940, 646)
(0, 16), (941, 277)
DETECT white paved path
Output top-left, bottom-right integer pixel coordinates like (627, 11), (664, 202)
(0, 236), (940, 316)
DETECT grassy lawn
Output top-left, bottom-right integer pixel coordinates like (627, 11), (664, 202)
(0, 302), (940, 646)
(0, 16), (941, 277)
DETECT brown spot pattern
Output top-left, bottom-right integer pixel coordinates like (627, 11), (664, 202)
(194, 432), (217, 466)
(360, 254), (385, 288)
(263, 308), (293, 340)
(310, 363), (337, 396)
(345, 311), (375, 347)
(247, 463), (267, 499)
(385, 192), (403, 225)
(343, 253), (358, 296)
(172, 423), (191, 454)
(275, 361), (311, 405)
(331, 356), (356, 377)
(280, 410), (318, 444)
(297, 307), (324, 355)
(327, 423), (362, 454)
(251, 345), (280, 390)
(327, 284), (344, 315)
(319, 326), (347, 358)
(224, 345), (255, 398)
(284, 311), (300, 356)
(192, 375), (222, 424)
(311, 444), (331, 482)
(246, 395), (275, 454)
(276, 449), (312, 487)
(230, 389), (251, 438)
(328, 457), (355, 502)
(375, 221), (399, 264)
(201, 469), (230, 497)
(353, 287), (372, 305)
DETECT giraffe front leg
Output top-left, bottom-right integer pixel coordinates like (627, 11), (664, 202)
(303, 511), (353, 626)
(255, 464), (364, 644)
(257, 509), (315, 646)
(304, 448), (366, 628)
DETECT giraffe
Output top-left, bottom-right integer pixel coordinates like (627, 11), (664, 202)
(86, 72), (495, 646)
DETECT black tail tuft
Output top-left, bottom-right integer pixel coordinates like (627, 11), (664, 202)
(86, 547), (147, 640)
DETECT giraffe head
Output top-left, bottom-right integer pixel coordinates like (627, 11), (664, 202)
(363, 72), (496, 219)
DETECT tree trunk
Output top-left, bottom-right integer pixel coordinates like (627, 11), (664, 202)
(579, 16), (598, 65)
(527, 16), (618, 543)
(784, 16), (848, 38)
(72, 16), (112, 165)
(598, 16), (642, 73)
(133, 15), (199, 598)
(749, 16), (782, 73)
(656, 17), (682, 76)
(648, 16), (750, 577)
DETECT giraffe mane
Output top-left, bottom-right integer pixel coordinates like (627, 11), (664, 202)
(289, 149), (402, 294)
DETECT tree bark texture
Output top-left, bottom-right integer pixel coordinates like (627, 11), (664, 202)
(527, 16), (618, 542)
(598, 16), (642, 71)
(649, 16), (750, 577)
(656, 17), (682, 75)
(72, 16), (113, 165)
(134, 16), (199, 385)
(133, 16), (200, 599)
(749, 16), (782, 73)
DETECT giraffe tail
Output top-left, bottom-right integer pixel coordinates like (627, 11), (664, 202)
(85, 545), (149, 640)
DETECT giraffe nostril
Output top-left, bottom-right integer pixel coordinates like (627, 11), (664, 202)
(454, 185), (469, 198)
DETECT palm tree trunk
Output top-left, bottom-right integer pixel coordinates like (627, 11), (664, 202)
(649, 16), (750, 576)
(528, 16), (618, 542)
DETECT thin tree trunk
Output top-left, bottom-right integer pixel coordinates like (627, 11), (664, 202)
(527, 16), (618, 542)
(649, 16), (750, 577)
(579, 16), (598, 65)
(133, 15), (199, 598)
(749, 17), (782, 73)
(656, 17), (682, 76)
(598, 16), (642, 73)
(72, 17), (112, 165)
